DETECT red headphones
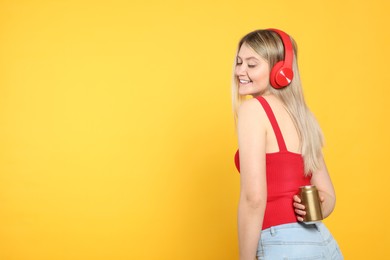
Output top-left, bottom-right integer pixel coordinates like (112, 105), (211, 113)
(268, 29), (294, 89)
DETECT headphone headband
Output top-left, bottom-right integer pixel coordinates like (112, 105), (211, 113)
(267, 28), (294, 89)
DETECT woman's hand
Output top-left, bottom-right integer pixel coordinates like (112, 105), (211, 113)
(293, 195), (325, 222)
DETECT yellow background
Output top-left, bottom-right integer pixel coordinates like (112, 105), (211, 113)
(1, 0), (389, 259)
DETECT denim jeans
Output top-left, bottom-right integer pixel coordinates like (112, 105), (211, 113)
(257, 222), (343, 260)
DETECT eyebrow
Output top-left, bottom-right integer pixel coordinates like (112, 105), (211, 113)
(236, 56), (259, 61)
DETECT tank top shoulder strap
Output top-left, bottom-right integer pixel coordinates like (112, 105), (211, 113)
(255, 96), (287, 152)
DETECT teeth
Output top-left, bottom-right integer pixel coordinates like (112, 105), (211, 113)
(239, 79), (251, 84)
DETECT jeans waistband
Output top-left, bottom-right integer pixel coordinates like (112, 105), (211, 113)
(262, 222), (322, 236)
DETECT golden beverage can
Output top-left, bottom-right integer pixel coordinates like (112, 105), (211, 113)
(299, 185), (323, 223)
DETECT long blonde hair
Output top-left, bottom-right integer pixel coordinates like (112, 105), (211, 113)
(232, 29), (324, 175)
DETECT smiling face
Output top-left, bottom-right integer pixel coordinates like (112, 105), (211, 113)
(235, 43), (270, 97)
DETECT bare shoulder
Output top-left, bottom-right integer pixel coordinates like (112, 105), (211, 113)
(237, 98), (267, 128)
(238, 98), (264, 117)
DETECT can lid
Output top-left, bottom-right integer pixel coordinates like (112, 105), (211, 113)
(299, 185), (316, 190)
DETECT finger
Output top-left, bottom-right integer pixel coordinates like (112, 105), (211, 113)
(293, 195), (301, 203)
(293, 202), (305, 210)
(295, 209), (306, 216)
(320, 196), (325, 202)
(297, 216), (304, 222)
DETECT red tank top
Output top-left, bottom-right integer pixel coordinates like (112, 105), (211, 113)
(234, 96), (311, 230)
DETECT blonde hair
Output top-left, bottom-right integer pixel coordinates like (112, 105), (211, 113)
(232, 29), (324, 175)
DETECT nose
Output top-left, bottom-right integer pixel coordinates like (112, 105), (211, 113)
(235, 63), (247, 76)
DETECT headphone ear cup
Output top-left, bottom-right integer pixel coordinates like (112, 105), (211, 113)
(270, 61), (284, 89)
(270, 61), (294, 89)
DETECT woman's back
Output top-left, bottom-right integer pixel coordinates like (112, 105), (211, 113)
(235, 95), (311, 230)
(261, 95), (301, 155)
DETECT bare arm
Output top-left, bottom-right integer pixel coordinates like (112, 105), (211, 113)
(237, 100), (267, 260)
(293, 157), (336, 221)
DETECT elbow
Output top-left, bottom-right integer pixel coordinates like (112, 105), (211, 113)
(241, 193), (266, 210)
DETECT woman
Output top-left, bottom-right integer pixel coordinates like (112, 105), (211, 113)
(233, 29), (343, 260)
